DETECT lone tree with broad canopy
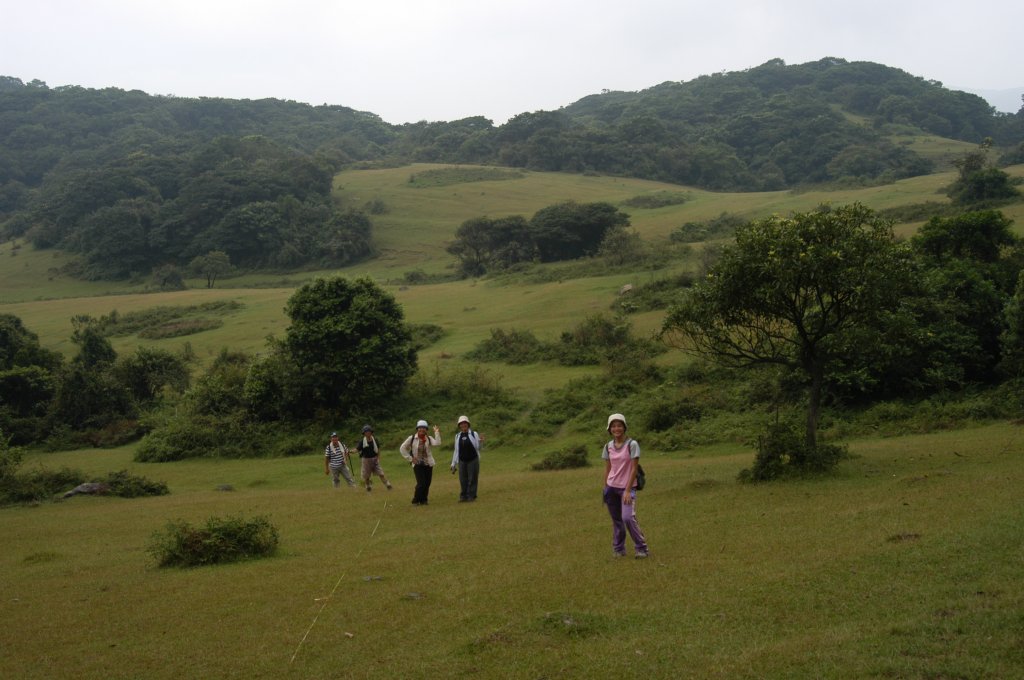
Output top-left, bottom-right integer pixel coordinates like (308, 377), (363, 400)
(662, 203), (916, 450)
(280, 276), (416, 416)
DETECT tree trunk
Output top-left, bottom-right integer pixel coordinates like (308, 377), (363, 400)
(805, 363), (823, 450)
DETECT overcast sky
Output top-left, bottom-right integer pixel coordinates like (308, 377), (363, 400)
(5, 0), (1023, 124)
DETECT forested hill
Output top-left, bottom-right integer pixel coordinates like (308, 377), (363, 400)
(2, 57), (1023, 278)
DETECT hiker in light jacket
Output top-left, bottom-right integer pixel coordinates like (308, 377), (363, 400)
(400, 419), (441, 505)
(450, 415), (483, 502)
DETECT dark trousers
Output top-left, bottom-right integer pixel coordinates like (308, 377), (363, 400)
(412, 463), (433, 504)
(458, 458), (479, 500)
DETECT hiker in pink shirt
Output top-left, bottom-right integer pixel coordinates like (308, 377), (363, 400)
(601, 413), (649, 559)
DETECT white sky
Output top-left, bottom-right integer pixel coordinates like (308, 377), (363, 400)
(4, 0), (1023, 124)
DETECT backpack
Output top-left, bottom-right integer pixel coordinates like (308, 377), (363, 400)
(605, 438), (646, 491)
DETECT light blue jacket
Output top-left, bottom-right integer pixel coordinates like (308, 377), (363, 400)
(450, 430), (482, 467)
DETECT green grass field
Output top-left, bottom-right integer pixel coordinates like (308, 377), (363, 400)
(2, 162), (1024, 677)
(3, 422), (1022, 679)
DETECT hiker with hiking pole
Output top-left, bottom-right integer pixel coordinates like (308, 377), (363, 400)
(324, 432), (356, 489)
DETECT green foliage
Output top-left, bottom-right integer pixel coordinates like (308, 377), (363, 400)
(0, 365), (57, 444)
(467, 315), (663, 367)
(88, 301), (244, 338)
(999, 272), (1024, 377)
(554, 314), (665, 366)
(0, 466), (84, 505)
(596, 227), (644, 266)
(447, 214), (535, 277)
(946, 141), (1021, 206)
(49, 363), (136, 431)
(530, 444), (590, 470)
(135, 414), (261, 461)
(101, 469), (169, 497)
(610, 272), (695, 314)
(321, 208), (375, 265)
(738, 419), (847, 483)
(2, 62), (1020, 281)
(914, 210), (1018, 264)
(876, 201), (960, 222)
(2, 440), (165, 505)
(137, 318), (222, 339)
(281, 276), (417, 417)
(447, 201), (630, 276)
(643, 398), (703, 432)
(620, 191), (689, 209)
(669, 212), (748, 243)
(0, 314), (61, 372)
(909, 210), (1023, 385)
(407, 323), (446, 351)
(188, 251), (233, 289)
(406, 167), (524, 187)
(148, 515), (279, 568)
(0, 430), (22, 482)
(664, 203), (918, 447)
(69, 319), (117, 367)
(465, 328), (549, 364)
(114, 346), (190, 404)
(529, 201), (630, 263)
(150, 263), (186, 291)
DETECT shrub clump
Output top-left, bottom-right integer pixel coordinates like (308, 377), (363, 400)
(102, 469), (169, 497)
(466, 328), (549, 364)
(0, 463), (168, 505)
(531, 445), (590, 471)
(669, 211), (747, 243)
(611, 273), (695, 314)
(1, 466), (84, 505)
(148, 515), (279, 567)
(621, 192), (689, 209)
(408, 323), (446, 350)
(467, 315), (664, 367)
(738, 421), (847, 483)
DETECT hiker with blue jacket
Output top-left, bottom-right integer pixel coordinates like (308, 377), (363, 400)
(602, 413), (649, 559)
(450, 415), (484, 502)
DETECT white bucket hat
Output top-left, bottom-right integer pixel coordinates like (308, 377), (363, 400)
(457, 415), (470, 426)
(416, 419), (429, 429)
(607, 413), (627, 433)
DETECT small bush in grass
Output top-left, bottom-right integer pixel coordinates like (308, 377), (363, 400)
(738, 421), (847, 483)
(644, 398), (703, 432)
(1, 466), (85, 504)
(466, 328), (549, 364)
(102, 469), (169, 498)
(531, 445), (590, 470)
(408, 322), (446, 350)
(149, 515), (279, 567)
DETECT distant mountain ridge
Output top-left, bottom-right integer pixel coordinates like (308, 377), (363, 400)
(2, 57), (1024, 280)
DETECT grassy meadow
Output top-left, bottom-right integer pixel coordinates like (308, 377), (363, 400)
(2, 161), (1024, 678)
(3, 422), (1023, 678)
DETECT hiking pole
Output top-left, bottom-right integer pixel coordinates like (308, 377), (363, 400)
(346, 444), (355, 480)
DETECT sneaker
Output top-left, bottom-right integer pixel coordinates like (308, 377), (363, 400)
(385, 483), (393, 490)
(635, 551), (649, 560)
(365, 485), (372, 493)
(613, 552), (626, 558)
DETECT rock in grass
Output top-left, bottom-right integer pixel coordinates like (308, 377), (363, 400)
(61, 482), (109, 499)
